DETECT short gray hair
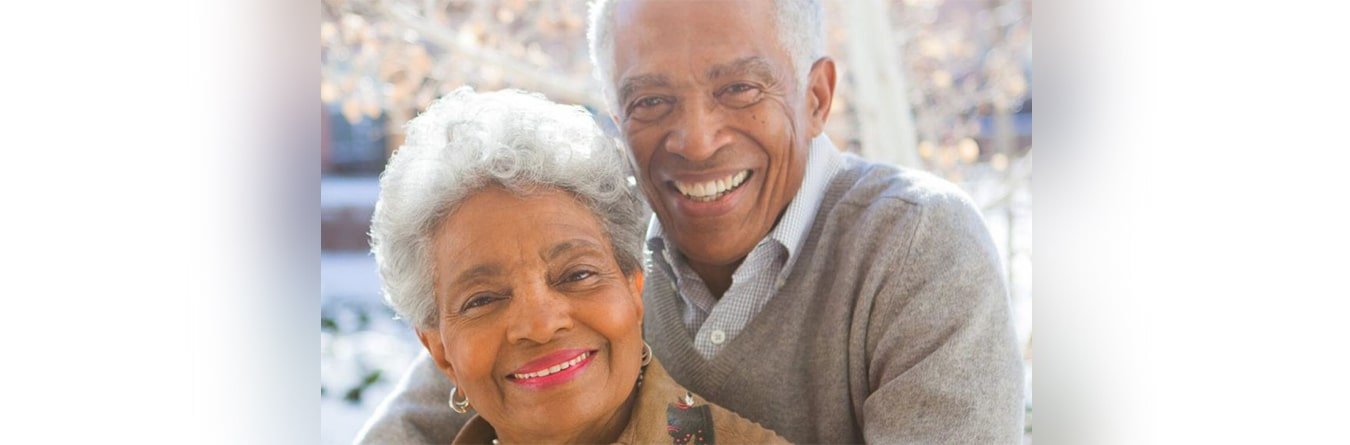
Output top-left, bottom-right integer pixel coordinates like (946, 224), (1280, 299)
(370, 87), (647, 329)
(587, 0), (825, 112)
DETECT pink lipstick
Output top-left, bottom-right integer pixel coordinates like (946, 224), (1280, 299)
(507, 348), (597, 390)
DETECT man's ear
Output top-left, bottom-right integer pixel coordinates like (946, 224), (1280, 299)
(804, 57), (837, 138)
(415, 326), (458, 384)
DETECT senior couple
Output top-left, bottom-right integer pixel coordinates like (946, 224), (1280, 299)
(360, 0), (1023, 443)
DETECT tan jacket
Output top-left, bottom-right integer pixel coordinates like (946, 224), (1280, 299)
(450, 358), (788, 444)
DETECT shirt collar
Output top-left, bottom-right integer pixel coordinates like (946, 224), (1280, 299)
(767, 134), (843, 261)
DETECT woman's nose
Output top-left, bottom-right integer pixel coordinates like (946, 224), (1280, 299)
(505, 286), (573, 344)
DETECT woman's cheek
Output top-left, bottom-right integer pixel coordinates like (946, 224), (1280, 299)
(447, 328), (498, 379)
(603, 291), (644, 331)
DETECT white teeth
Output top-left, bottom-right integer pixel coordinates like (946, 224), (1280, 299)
(512, 351), (589, 380)
(674, 170), (750, 201)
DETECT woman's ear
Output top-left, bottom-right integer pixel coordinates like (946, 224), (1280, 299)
(415, 326), (458, 384)
(628, 270), (645, 320)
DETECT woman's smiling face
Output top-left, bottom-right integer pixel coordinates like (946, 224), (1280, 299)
(416, 186), (645, 442)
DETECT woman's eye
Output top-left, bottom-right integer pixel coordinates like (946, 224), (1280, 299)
(564, 270), (596, 283)
(461, 294), (501, 313)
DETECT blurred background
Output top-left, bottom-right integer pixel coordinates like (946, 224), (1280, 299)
(320, 0), (1031, 443)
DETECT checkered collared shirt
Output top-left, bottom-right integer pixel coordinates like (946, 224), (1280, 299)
(645, 135), (844, 359)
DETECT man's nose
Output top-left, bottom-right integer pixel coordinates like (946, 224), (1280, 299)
(505, 285), (573, 345)
(664, 99), (732, 162)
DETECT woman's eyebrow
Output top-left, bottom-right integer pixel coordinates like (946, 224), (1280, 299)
(543, 238), (605, 261)
(449, 263), (503, 289)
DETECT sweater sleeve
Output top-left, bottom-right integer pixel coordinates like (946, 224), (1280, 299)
(861, 190), (1025, 444)
(354, 350), (469, 444)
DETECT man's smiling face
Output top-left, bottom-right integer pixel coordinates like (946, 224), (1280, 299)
(611, 0), (823, 276)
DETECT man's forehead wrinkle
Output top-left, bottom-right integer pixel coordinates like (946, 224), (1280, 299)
(706, 56), (777, 82)
(618, 55), (776, 101)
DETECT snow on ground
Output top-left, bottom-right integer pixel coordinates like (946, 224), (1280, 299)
(322, 252), (422, 444)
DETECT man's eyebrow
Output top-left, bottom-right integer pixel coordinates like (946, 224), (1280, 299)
(618, 73), (671, 105)
(543, 238), (605, 262)
(706, 56), (776, 82)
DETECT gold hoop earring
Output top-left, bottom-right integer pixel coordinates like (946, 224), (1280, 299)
(449, 385), (470, 414)
(636, 341), (654, 388)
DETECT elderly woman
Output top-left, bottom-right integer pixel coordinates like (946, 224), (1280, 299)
(370, 87), (787, 444)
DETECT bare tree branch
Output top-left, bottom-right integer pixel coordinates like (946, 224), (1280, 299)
(377, 2), (607, 110)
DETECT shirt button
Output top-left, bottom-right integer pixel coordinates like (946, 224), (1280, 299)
(709, 329), (726, 345)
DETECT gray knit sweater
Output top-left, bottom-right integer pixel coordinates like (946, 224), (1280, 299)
(356, 155), (1025, 444)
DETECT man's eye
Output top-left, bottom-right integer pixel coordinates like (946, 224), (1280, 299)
(626, 96), (674, 122)
(727, 83), (755, 94)
(718, 83), (763, 107)
(634, 97), (666, 108)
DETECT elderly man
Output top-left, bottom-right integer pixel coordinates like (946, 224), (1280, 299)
(357, 0), (1024, 443)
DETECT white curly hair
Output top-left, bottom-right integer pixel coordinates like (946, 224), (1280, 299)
(370, 87), (648, 329)
(586, 0), (825, 112)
